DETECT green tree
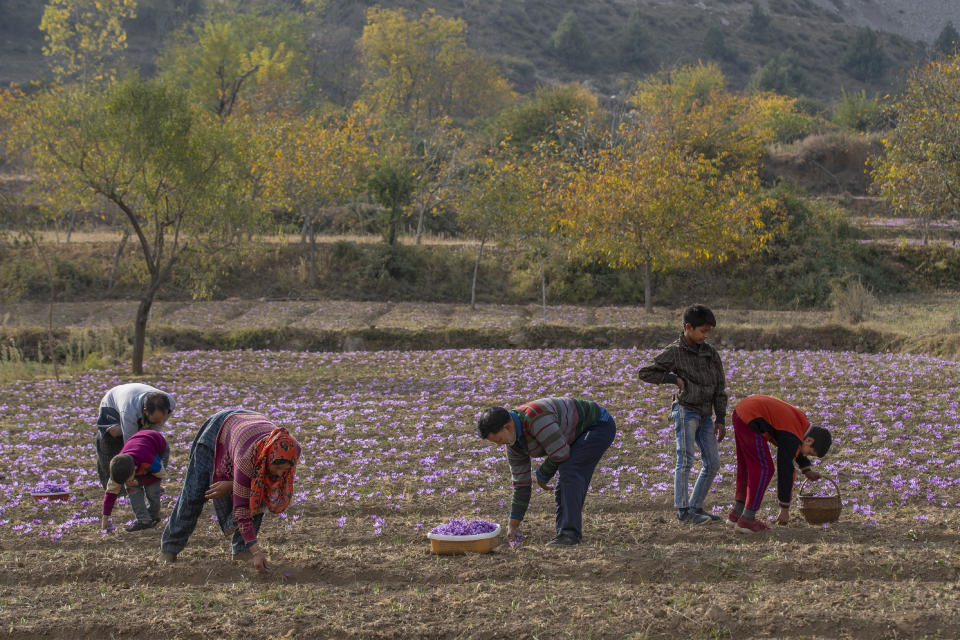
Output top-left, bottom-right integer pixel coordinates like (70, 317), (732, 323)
(934, 21), (960, 57)
(551, 11), (590, 69)
(872, 57), (960, 245)
(368, 153), (416, 246)
(453, 153), (527, 307)
(618, 9), (649, 67)
(12, 76), (255, 373)
(158, 12), (307, 120)
(39, 0), (137, 86)
(747, 2), (771, 37)
(844, 27), (887, 81)
(704, 26), (735, 62)
(749, 50), (809, 96)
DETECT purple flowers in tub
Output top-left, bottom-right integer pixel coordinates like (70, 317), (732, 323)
(32, 483), (68, 495)
(430, 517), (498, 536)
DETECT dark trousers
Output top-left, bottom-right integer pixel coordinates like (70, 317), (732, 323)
(161, 409), (262, 556)
(554, 414), (617, 540)
(95, 430), (124, 492)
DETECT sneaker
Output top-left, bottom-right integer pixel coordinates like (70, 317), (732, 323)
(735, 517), (771, 534)
(694, 508), (722, 522)
(159, 552), (176, 563)
(725, 509), (741, 526)
(546, 533), (580, 546)
(125, 519), (158, 532)
(679, 510), (713, 525)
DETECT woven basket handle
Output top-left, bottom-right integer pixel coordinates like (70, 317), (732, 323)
(798, 474), (841, 499)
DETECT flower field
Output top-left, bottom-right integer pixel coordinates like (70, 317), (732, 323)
(2, 347), (960, 639)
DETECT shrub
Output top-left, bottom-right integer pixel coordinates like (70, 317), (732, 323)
(832, 88), (887, 132)
(829, 276), (878, 324)
(749, 50), (809, 96)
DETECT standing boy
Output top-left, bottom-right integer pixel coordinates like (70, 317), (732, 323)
(729, 394), (832, 533)
(477, 397), (617, 546)
(638, 304), (727, 524)
(95, 383), (175, 490)
(101, 429), (170, 532)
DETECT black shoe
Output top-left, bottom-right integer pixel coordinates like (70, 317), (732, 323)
(546, 533), (580, 546)
(126, 520), (158, 532)
(694, 508), (722, 522)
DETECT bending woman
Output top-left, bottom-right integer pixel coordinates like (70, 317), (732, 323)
(160, 409), (301, 572)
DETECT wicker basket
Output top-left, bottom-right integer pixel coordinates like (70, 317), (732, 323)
(427, 524), (501, 555)
(797, 476), (842, 524)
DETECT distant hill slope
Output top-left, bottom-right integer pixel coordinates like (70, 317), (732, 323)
(0, 0), (955, 102)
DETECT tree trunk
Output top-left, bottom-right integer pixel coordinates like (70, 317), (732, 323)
(539, 260), (547, 319)
(415, 205), (425, 245)
(643, 260), (652, 313)
(131, 295), (154, 375)
(308, 215), (317, 289)
(108, 230), (129, 293)
(66, 210), (78, 243)
(471, 238), (485, 309)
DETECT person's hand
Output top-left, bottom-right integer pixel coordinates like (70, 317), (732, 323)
(507, 519), (522, 546)
(101, 516), (114, 532)
(676, 377), (686, 392)
(251, 548), (270, 573)
(804, 469), (821, 481)
(536, 478), (552, 491)
(204, 481), (233, 500)
(106, 425), (122, 438)
(714, 422), (726, 443)
(775, 507), (790, 526)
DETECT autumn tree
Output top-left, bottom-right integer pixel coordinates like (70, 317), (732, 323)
(872, 55), (960, 245)
(256, 111), (376, 283)
(40, 0), (137, 86)
(559, 64), (772, 311)
(12, 76), (256, 373)
(357, 7), (514, 134)
(356, 8), (514, 245)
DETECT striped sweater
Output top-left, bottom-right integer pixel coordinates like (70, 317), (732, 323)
(213, 412), (277, 545)
(505, 397), (604, 521)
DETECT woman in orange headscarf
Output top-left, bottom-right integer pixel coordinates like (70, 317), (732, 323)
(160, 410), (301, 572)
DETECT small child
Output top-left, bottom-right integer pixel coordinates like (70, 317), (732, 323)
(101, 430), (170, 532)
(638, 304), (728, 524)
(728, 394), (832, 533)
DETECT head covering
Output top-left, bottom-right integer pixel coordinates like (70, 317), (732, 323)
(249, 427), (300, 515)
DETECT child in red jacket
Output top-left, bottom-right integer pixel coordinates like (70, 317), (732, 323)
(101, 430), (169, 532)
(728, 394), (832, 533)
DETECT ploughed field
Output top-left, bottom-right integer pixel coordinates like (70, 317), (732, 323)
(1, 348), (959, 639)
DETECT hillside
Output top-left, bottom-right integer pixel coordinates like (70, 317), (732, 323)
(1, 0), (956, 102)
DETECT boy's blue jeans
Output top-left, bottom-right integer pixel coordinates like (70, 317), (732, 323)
(554, 410), (617, 540)
(672, 403), (720, 514)
(161, 410), (262, 556)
